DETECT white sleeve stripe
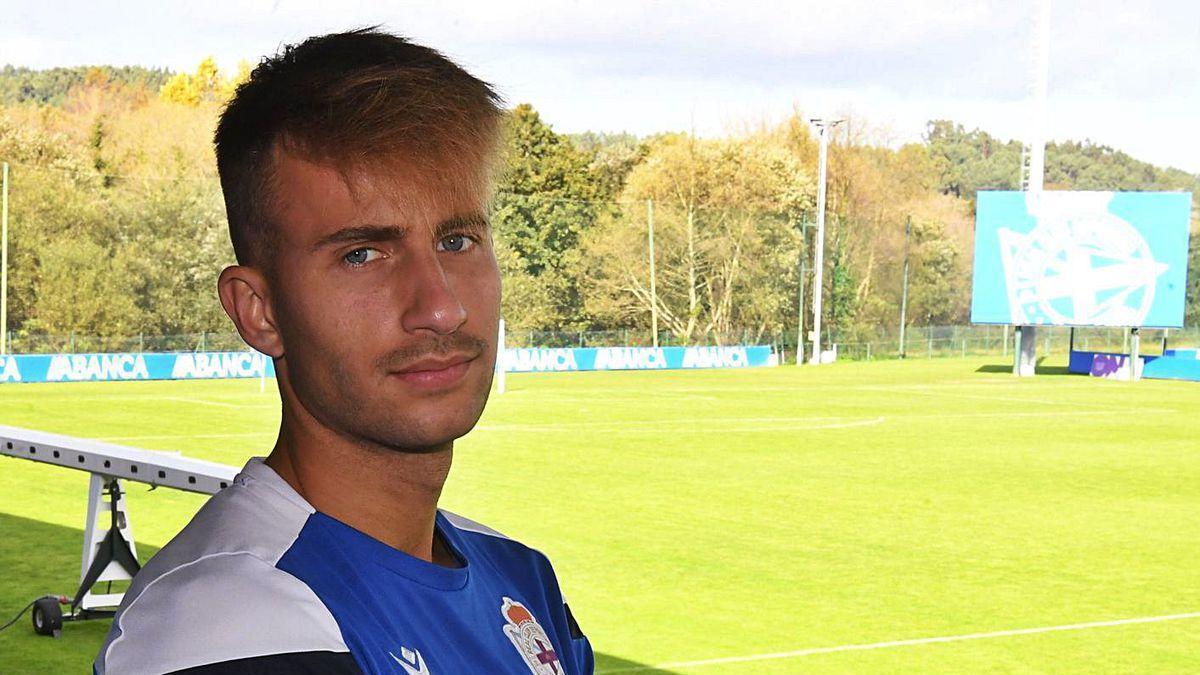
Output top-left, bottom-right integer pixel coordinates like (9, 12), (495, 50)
(98, 551), (348, 675)
(102, 551), (243, 668)
(440, 509), (510, 540)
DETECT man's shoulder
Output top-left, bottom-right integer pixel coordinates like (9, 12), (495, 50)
(95, 550), (350, 674)
(439, 509), (549, 562)
(437, 509), (567, 595)
(141, 457), (314, 569)
(439, 510), (595, 674)
(96, 460), (350, 675)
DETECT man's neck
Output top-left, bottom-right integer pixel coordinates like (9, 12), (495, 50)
(265, 412), (455, 566)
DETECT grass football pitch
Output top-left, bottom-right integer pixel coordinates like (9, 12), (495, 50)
(1, 357), (1198, 673)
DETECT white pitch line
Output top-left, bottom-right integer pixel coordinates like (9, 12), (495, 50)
(597, 612), (1200, 673)
(86, 408), (1155, 442)
(159, 396), (271, 408)
(471, 408), (1143, 434)
(483, 417), (889, 434)
(856, 386), (1143, 412)
(95, 431), (275, 442)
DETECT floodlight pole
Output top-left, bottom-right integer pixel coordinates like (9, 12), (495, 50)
(1014, 0), (1051, 377)
(796, 219), (809, 365)
(1, 161), (8, 355)
(899, 215), (911, 358)
(809, 119), (841, 364)
(647, 199), (659, 348)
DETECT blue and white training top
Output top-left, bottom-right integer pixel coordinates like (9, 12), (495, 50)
(95, 457), (594, 675)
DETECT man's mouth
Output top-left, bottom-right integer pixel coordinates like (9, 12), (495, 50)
(389, 353), (477, 389)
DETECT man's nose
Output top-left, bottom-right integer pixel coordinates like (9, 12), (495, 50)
(399, 251), (468, 336)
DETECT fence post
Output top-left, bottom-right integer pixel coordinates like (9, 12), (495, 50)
(927, 326), (933, 359)
(866, 342), (872, 360)
(70, 330), (75, 353)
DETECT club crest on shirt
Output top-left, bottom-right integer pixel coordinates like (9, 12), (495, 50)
(500, 596), (562, 674)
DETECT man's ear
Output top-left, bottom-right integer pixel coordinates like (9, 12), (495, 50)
(218, 265), (284, 358)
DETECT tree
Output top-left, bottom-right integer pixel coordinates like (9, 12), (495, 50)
(492, 104), (605, 331)
(1187, 234), (1200, 327)
(28, 238), (142, 347)
(583, 131), (814, 343)
(3, 60), (1196, 347)
(0, 65), (171, 106)
(159, 57), (247, 107)
(569, 131), (647, 201)
(906, 217), (967, 326)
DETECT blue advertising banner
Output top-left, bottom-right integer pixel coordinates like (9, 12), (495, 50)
(971, 191), (1192, 327)
(0, 346), (776, 383)
(0, 351), (274, 384)
(501, 345), (778, 373)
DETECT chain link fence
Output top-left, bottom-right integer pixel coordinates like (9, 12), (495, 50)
(6, 331), (251, 354)
(827, 325), (1200, 363)
(5, 325), (1198, 362)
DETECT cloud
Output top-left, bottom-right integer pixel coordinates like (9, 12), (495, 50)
(2, 0), (1197, 171)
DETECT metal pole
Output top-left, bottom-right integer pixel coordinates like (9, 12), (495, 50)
(809, 118), (840, 364)
(1015, 0), (1051, 378)
(796, 220), (808, 365)
(899, 216), (911, 358)
(496, 318), (506, 394)
(647, 199), (658, 348)
(1, 162), (8, 355)
(1130, 327), (1141, 381)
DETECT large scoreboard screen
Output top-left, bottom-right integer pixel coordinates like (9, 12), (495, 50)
(970, 191), (1192, 327)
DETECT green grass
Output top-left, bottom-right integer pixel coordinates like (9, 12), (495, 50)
(2, 358), (1199, 673)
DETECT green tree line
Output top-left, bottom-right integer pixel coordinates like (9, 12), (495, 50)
(0, 63), (1197, 352)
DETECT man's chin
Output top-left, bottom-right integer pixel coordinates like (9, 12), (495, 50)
(361, 411), (484, 454)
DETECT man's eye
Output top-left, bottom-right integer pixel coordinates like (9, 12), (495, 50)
(438, 234), (474, 253)
(344, 248), (382, 266)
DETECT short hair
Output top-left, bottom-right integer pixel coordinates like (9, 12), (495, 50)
(214, 27), (504, 266)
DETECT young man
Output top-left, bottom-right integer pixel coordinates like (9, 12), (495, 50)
(94, 28), (593, 675)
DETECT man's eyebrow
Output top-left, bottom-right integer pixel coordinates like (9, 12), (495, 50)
(434, 213), (490, 239)
(311, 225), (407, 251)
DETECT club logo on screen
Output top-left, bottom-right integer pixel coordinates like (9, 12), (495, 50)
(997, 191), (1169, 326)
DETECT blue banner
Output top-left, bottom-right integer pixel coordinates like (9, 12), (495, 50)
(501, 345), (778, 373)
(971, 191), (1192, 327)
(0, 351), (274, 384)
(0, 345), (777, 383)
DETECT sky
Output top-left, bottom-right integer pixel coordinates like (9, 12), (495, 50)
(3, 0), (1199, 173)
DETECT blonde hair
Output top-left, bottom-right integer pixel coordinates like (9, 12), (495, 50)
(214, 26), (504, 265)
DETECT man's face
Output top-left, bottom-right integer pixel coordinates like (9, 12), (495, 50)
(265, 153), (500, 452)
